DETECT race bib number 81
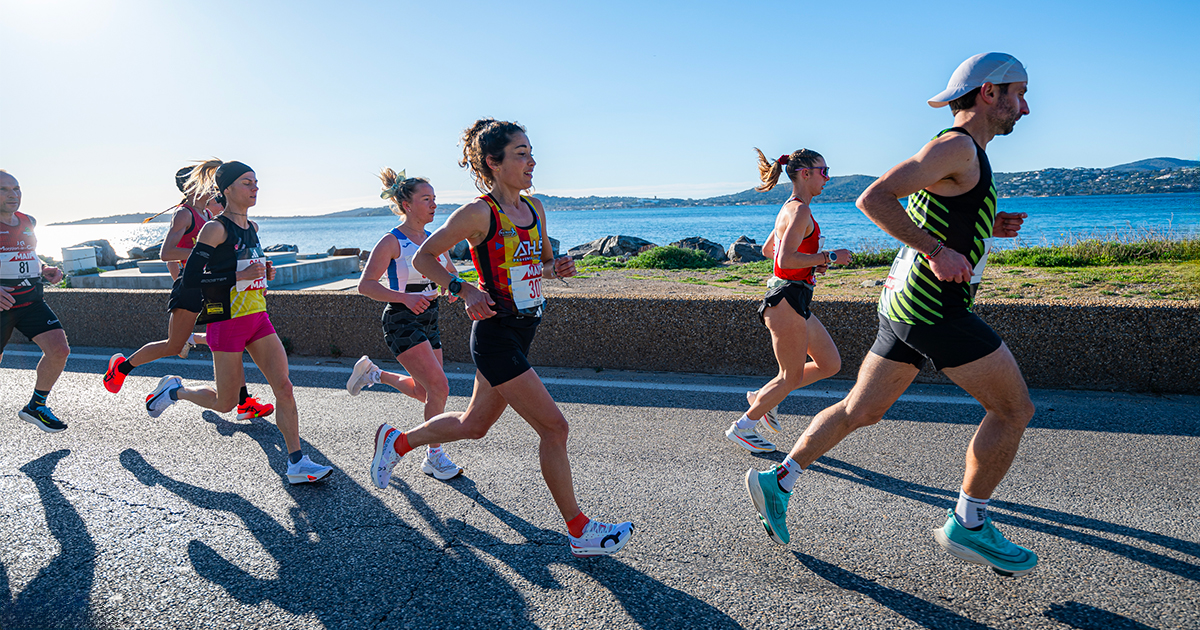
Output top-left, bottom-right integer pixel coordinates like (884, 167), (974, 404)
(0, 251), (40, 281)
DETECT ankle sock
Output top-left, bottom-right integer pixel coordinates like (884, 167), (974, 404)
(29, 389), (49, 409)
(288, 450), (304, 465)
(955, 490), (989, 529)
(427, 445), (443, 457)
(118, 360), (135, 375)
(776, 457), (802, 492)
(734, 414), (758, 430)
(239, 386), (249, 406)
(566, 512), (590, 538)
(394, 432), (413, 457)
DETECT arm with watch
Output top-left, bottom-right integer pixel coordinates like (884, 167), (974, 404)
(774, 208), (852, 271)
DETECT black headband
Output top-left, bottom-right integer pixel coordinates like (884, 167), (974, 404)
(215, 161), (254, 193)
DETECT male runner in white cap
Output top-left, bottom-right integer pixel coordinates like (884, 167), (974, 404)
(744, 53), (1039, 577)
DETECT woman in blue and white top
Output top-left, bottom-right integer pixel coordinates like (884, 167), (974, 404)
(348, 169), (463, 480)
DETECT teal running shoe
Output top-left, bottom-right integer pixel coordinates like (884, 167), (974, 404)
(933, 509), (1038, 577)
(745, 467), (791, 545)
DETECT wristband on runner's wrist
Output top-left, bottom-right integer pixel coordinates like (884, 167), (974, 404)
(925, 242), (945, 260)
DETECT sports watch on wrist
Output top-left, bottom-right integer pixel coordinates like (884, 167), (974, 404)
(447, 277), (463, 296)
(828, 251), (839, 263)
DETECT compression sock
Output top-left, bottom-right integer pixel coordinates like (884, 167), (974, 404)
(118, 359), (136, 375)
(239, 386), (249, 406)
(955, 490), (989, 529)
(734, 414), (759, 430)
(28, 389), (50, 409)
(393, 432), (414, 457)
(567, 512), (590, 538)
(288, 450), (304, 465)
(776, 457), (802, 493)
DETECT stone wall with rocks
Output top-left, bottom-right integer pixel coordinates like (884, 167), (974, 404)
(21, 289), (1199, 394)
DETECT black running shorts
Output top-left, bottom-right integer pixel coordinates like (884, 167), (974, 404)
(870, 312), (1002, 371)
(758, 280), (814, 324)
(382, 299), (441, 356)
(166, 276), (204, 313)
(1, 301), (64, 352)
(470, 315), (539, 387)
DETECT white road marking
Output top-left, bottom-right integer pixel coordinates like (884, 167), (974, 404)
(3, 350), (982, 406)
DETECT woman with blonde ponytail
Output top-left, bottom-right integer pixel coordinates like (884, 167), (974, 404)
(728, 149), (852, 455)
(103, 162), (274, 422)
(141, 160), (333, 485)
(346, 168), (464, 481)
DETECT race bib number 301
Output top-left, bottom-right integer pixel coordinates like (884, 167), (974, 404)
(509, 262), (545, 311)
(0, 251), (40, 281)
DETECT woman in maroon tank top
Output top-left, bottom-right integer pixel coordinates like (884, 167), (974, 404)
(724, 148), (853, 454)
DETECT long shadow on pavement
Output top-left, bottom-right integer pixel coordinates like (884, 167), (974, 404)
(118, 408), (733, 628)
(792, 550), (990, 629)
(119, 446), (534, 630)
(1043, 601), (1155, 629)
(426, 477), (741, 630)
(811, 457), (1200, 581)
(1, 450), (100, 630)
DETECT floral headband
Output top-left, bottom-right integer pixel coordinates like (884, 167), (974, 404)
(380, 169), (407, 200)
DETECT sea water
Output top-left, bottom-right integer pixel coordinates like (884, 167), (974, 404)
(35, 193), (1200, 260)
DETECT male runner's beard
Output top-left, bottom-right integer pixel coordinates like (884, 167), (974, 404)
(990, 97), (1020, 136)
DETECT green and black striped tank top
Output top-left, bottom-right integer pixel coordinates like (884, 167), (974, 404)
(878, 127), (997, 324)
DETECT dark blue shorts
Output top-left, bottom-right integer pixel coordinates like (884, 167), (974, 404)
(870, 312), (1002, 371)
(470, 315), (539, 387)
(1, 301), (64, 352)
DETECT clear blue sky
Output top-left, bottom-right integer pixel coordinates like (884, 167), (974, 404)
(2, 0), (1197, 222)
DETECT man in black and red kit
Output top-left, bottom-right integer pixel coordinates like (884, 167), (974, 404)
(1, 169), (71, 432)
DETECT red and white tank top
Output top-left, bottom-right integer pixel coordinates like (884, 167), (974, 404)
(469, 194), (545, 318)
(774, 212), (822, 285)
(0, 211), (42, 307)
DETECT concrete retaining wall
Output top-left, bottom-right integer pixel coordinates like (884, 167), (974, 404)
(17, 289), (1200, 394)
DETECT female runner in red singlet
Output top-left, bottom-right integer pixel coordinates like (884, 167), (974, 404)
(724, 149), (852, 454)
(367, 118), (633, 557)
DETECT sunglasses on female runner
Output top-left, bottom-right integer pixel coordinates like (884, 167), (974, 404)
(804, 166), (830, 177)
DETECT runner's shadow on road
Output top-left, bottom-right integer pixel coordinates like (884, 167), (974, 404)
(119, 447), (540, 629)
(811, 457), (1200, 582)
(425, 477), (741, 629)
(1, 450), (99, 630)
(792, 550), (990, 630)
(1043, 601), (1155, 629)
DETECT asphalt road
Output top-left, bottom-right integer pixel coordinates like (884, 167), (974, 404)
(1, 343), (1197, 629)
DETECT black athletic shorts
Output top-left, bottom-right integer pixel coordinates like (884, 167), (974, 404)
(870, 312), (1002, 371)
(166, 276), (204, 313)
(382, 299), (441, 356)
(470, 315), (539, 387)
(758, 280), (814, 324)
(1, 301), (64, 352)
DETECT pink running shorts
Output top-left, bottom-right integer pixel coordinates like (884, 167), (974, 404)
(206, 311), (276, 353)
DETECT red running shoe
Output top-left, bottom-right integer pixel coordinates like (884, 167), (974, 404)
(104, 354), (127, 393)
(237, 397), (274, 420)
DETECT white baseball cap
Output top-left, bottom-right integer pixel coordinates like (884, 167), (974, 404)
(928, 52), (1028, 108)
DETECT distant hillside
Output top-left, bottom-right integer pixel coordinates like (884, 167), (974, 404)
(1109, 157), (1199, 172)
(51, 211), (175, 226)
(52, 158), (1199, 224)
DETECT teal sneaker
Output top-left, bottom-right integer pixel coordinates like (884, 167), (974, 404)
(745, 467), (791, 545)
(933, 509), (1038, 577)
